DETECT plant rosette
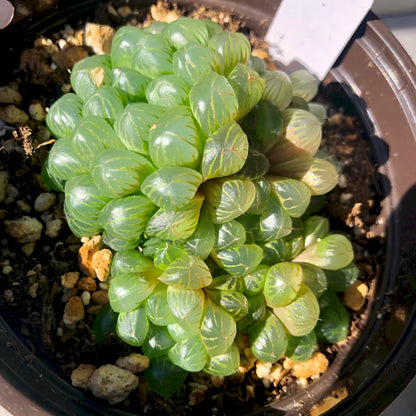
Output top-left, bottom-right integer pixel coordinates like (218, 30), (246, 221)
(43, 17), (358, 400)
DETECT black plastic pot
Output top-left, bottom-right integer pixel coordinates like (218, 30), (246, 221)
(1, 1), (416, 415)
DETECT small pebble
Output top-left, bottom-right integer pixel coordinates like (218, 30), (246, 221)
(0, 86), (22, 105)
(91, 249), (112, 281)
(16, 200), (31, 213)
(5, 216), (43, 243)
(52, 45), (89, 69)
(34, 192), (56, 212)
(88, 364), (139, 405)
(81, 291), (91, 306)
(77, 277), (97, 292)
(84, 23), (115, 55)
(28, 103), (47, 121)
(91, 290), (109, 305)
(2, 265), (12, 275)
(22, 241), (36, 256)
(116, 353), (150, 373)
(0, 171), (8, 202)
(29, 282), (39, 298)
(61, 271), (80, 289)
(6, 184), (19, 200)
(63, 296), (85, 326)
(3, 289), (14, 302)
(0, 105), (29, 124)
(343, 280), (368, 311)
(87, 305), (102, 314)
(56, 327), (63, 337)
(35, 125), (51, 142)
(45, 218), (62, 238)
(71, 364), (96, 390)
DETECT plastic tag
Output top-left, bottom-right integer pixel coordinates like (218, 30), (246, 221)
(265, 0), (374, 79)
(0, 0), (14, 29)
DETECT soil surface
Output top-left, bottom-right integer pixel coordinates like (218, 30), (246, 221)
(0, 2), (386, 415)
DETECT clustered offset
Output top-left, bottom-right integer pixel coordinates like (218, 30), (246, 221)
(44, 18), (357, 382)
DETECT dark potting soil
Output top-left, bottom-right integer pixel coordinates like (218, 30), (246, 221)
(0, 2), (386, 415)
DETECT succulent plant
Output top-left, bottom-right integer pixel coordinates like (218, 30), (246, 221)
(43, 18), (357, 397)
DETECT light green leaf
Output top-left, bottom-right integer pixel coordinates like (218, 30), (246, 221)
(167, 322), (189, 342)
(234, 148), (270, 180)
(142, 324), (175, 358)
(145, 192), (204, 241)
(294, 234), (354, 270)
(237, 292), (267, 332)
(144, 22), (168, 35)
(201, 299), (237, 356)
(166, 286), (205, 333)
(246, 178), (271, 215)
(189, 71), (238, 135)
(212, 244), (263, 277)
(145, 74), (189, 108)
(111, 249), (155, 278)
(146, 283), (177, 326)
(213, 220), (246, 251)
(206, 289), (248, 321)
(261, 70), (293, 111)
(163, 17), (210, 49)
(268, 176), (311, 218)
(264, 262), (303, 307)
(91, 149), (155, 198)
(109, 272), (158, 313)
(227, 63), (265, 120)
(141, 166), (202, 210)
(286, 331), (318, 362)
(148, 106), (202, 169)
(202, 121), (248, 180)
(111, 26), (147, 68)
(303, 215), (330, 248)
(250, 311), (288, 362)
(204, 343), (240, 376)
(116, 305), (149, 346)
(112, 67), (151, 103)
(243, 265), (268, 296)
(168, 335), (208, 372)
(273, 284), (319, 336)
(159, 254), (212, 289)
(290, 69), (319, 102)
(325, 263), (359, 292)
(300, 263), (328, 298)
(153, 243), (188, 271)
(203, 178), (255, 224)
(209, 275), (245, 292)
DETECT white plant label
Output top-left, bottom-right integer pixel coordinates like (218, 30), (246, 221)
(265, 0), (374, 80)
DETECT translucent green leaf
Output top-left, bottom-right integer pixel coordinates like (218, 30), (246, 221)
(286, 331), (318, 362)
(246, 178), (271, 215)
(153, 243), (188, 271)
(204, 343), (240, 376)
(203, 178), (255, 224)
(315, 290), (350, 343)
(46, 93), (83, 139)
(273, 284), (319, 336)
(168, 335), (208, 372)
(234, 148), (270, 180)
(145, 74), (189, 108)
(237, 292), (267, 332)
(114, 103), (164, 155)
(189, 71), (238, 135)
(72, 116), (124, 164)
(228, 63), (265, 120)
(102, 226), (142, 251)
(48, 138), (88, 181)
(212, 244), (263, 277)
(259, 239), (288, 266)
(111, 249), (155, 278)
(303, 215), (330, 248)
(243, 265), (268, 296)
(248, 55), (267, 75)
(325, 263), (359, 292)
(290, 69), (319, 102)
(236, 214), (260, 244)
(141, 166), (202, 210)
(173, 44), (223, 85)
(166, 286), (205, 333)
(159, 254), (212, 289)
(142, 324), (175, 358)
(145, 356), (188, 398)
(112, 67), (151, 103)
(116, 305), (149, 346)
(250, 311), (288, 362)
(209, 275), (245, 292)
(183, 206), (215, 259)
(300, 263), (328, 299)
(207, 32), (251, 76)
(92, 304), (118, 343)
(167, 322), (189, 342)
(201, 120), (249, 180)
(204, 20), (222, 37)
(91, 149), (155, 198)
(261, 71), (293, 111)
(132, 34), (173, 78)
(257, 196), (293, 241)
(264, 262), (303, 307)
(144, 22), (168, 35)
(145, 192), (204, 241)
(40, 156), (65, 192)
(308, 102), (327, 123)
(109, 272), (158, 313)
(267, 108), (321, 163)
(294, 234), (354, 270)
(146, 283), (177, 326)
(213, 220), (246, 251)
(269, 176), (311, 218)
(206, 289), (248, 321)
(82, 86), (124, 124)
(111, 26), (147, 68)
(99, 195), (157, 238)
(148, 106), (202, 169)
(201, 299), (237, 356)
(70, 55), (113, 101)
(241, 99), (283, 152)
(289, 96), (309, 111)
(163, 17), (210, 49)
